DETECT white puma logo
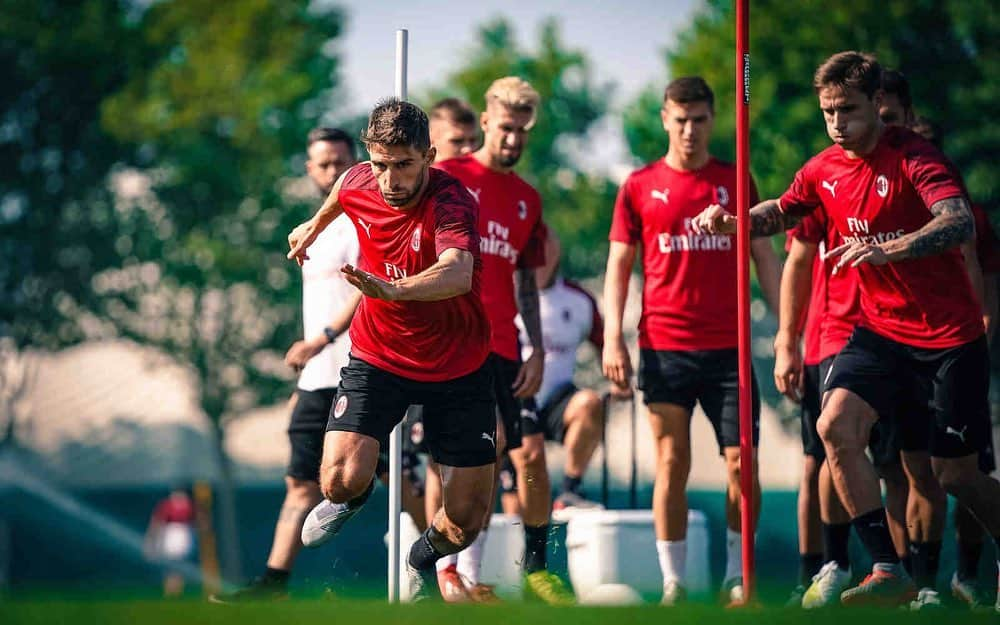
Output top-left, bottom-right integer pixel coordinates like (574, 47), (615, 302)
(945, 425), (967, 443)
(466, 187), (482, 204)
(650, 188), (669, 204)
(481, 432), (495, 447)
(822, 180), (838, 197)
(357, 218), (373, 238)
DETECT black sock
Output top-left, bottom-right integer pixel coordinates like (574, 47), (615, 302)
(562, 474), (582, 496)
(799, 553), (824, 585)
(822, 522), (851, 571)
(851, 509), (899, 565)
(901, 553), (913, 576)
(956, 538), (982, 581)
(349, 478), (375, 508)
(262, 567), (290, 587)
(407, 526), (447, 573)
(910, 541), (941, 589)
(524, 524), (549, 573)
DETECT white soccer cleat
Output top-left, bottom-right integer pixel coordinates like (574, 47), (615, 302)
(950, 572), (986, 610)
(300, 498), (366, 548)
(660, 579), (687, 606)
(908, 587), (943, 610)
(721, 576), (744, 607)
(801, 561), (852, 609)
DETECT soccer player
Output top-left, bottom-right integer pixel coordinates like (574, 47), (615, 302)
(435, 77), (573, 605)
(288, 99), (497, 601)
(693, 51), (1000, 608)
(145, 485), (195, 597)
(602, 76), (782, 606)
(430, 98), (479, 161)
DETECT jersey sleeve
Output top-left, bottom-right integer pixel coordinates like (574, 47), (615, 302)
(609, 175), (641, 244)
(901, 137), (966, 209)
(778, 161), (822, 217)
(518, 209), (547, 269)
(432, 180), (480, 256)
(973, 204), (1000, 273)
(787, 205), (826, 245)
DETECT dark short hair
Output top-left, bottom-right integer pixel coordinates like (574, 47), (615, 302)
(663, 76), (714, 111)
(430, 97), (477, 126)
(880, 69), (912, 112)
(307, 127), (355, 156)
(360, 98), (430, 151)
(911, 116), (943, 148)
(813, 51), (882, 98)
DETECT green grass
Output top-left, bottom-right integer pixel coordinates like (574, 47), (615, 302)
(1, 598), (997, 625)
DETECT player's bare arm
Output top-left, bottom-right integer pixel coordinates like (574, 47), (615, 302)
(341, 247), (474, 302)
(285, 290), (363, 372)
(773, 238), (817, 402)
(750, 237), (783, 314)
(602, 241), (636, 387)
(828, 196), (973, 272)
(692, 199), (803, 238)
(287, 169), (351, 265)
(512, 266), (544, 398)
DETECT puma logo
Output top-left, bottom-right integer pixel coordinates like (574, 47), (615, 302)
(650, 188), (669, 204)
(945, 425), (967, 443)
(822, 180), (838, 198)
(357, 218), (373, 238)
(466, 187), (482, 204)
(481, 432), (495, 447)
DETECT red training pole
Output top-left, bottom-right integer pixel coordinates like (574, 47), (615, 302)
(735, 0), (755, 604)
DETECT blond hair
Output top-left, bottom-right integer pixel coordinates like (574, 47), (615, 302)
(484, 76), (540, 129)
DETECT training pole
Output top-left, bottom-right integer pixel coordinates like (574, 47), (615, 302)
(735, 0), (755, 604)
(387, 28), (408, 604)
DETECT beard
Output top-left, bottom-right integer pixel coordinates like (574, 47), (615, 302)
(498, 151), (521, 167)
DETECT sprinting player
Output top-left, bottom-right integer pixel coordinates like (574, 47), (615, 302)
(436, 77), (574, 605)
(145, 485), (196, 597)
(693, 51), (1000, 608)
(602, 76), (782, 606)
(512, 229), (624, 518)
(288, 98), (497, 601)
(430, 98), (479, 160)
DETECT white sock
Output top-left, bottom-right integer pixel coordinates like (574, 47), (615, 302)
(435, 552), (458, 573)
(656, 539), (686, 586)
(725, 529), (743, 583)
(457, 530), (487, 585)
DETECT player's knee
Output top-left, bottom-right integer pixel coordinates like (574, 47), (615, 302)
(657, 451), (690, 482)
(724, 450), (758, 485)
(817, 410), (857, 451)
(932, 459), (974, 499)
(802, 455), (821, 482)
(285, 476), (321, 504)
(514, 436), (546, 469)
(576, 390), (604, 425)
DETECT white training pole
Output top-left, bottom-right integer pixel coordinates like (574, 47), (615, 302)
(387, 28), (408, 604)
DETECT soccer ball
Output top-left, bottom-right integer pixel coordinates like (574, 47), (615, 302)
(579, 583), (644, 606)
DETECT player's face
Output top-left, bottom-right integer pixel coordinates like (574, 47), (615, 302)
(481, 102), (533, 168)
(661, 100), (714, 160)
(306, 140), (355, 195)
(367, 143), (436, 208)
(878, 93), (912, 127)
(818, 85), (882, 152)
(430, 119), (478, 162)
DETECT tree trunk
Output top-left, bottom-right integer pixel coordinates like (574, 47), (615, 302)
(208, 417), (243, 583)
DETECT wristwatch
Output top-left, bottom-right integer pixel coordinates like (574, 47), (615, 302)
(323, 326), (339, 344)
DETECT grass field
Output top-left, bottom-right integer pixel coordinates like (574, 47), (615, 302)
(2, 598), (998, 625)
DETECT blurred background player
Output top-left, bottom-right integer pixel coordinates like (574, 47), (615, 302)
(603, 76), (781, 606)
(145, 485), (196, 598)
(429, 97), (480, 160)
(436, 77), (574, 604)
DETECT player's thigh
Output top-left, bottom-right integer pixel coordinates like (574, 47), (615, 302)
(924, 336), (991, 460)
(328, 355), (412, 448)
(420, 359), (497, 469)
(821, 327), (904, 420)
(287, 387), (337, 483)
(320, 430), (381, 484)
(697, 349), (760, 455)
(647, 401), (693, 468)
(637, 348), (700, 413)
(800, 363), (826, 461)
(535, 383), (576, 443)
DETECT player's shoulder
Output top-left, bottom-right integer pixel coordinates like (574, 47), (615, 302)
(506, 169), (542, 203)
(798, 146), (842, 178)
(428, 168), (476, 209)
(882, 125), (947, 162)
(340, 162), (377, 191)
(434, 154), (475, 175)
(624, 158), (667, 184)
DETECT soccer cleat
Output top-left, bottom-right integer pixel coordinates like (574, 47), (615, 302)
(405, 563), (434, 603)
(436, 564), (470, 603)
(524, 570), (575, 606)
(950, 573), (986, 610)
(721, 576), (744, 607)
(551, 491), (604, 521)
(840, 566), (917, 607)
(785, 584), (806, 608)
(467, 583), (502, 604)
(660, 579), (687, 606)
(908, 587), (943, 610)
(301, 498), (366, 548)
(208, 577), (289, 603)
(802, 561), (852, 609)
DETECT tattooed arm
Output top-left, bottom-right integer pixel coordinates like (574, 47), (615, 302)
(693, 199), (803, 237)
(512, 266), (544, 398)
(880, 196), (974, 261)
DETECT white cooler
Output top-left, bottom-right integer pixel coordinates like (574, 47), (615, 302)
(396, 512), (525, 601)
(566, 509), (710, 598)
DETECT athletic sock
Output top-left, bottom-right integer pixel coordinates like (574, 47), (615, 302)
(656, 539), (686, 586)
(408, 526), (450, 573)
(910, 541), (941, 590)
(725, 529), (743, 582)
(562, 474), (583, 496)
(435, 553), (458, 573)
(799, 552), (824, 585)
(901, 553), (913, 576)
(262, 567), (290, 587)
(851, 508), (898, 565)
(524, 524), (549, 574)
(457, 529), (487, 585)
(822, 522), (852, 571)
(956, 538), (983, 581)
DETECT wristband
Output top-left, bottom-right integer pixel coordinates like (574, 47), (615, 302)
(323, 326), (339, 344)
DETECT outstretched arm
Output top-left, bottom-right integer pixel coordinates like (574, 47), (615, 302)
(693, 199), (803, 238)
(340, 248), (474, 302)
(287, 169), (351, 265)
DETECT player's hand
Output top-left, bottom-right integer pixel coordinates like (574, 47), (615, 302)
(609, 380), (633, 399)
(512, 349), (543, 399)
(691, 203), (737, 235)
(602, 336), (633, 387)
(341, 264), (399, 300)
(824, 241), (889, 274)
(773, 335), (804, 403)
(284, 335), (328, 372)
(287, 220), (320, 266)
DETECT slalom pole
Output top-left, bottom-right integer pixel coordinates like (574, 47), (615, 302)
(735, 0), (756, 604)
(387, 27), (408, 604)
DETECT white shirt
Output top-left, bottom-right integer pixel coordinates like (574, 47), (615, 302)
(517, 277), (603, 407)
(298, 214), (359, 391)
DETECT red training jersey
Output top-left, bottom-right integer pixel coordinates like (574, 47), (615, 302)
(436, 155), (546, 361)
(610, 157), (759, 351)
(153, 496), (194, 524)
(779, 126), (982, 349)
(337, 163), (490, 381)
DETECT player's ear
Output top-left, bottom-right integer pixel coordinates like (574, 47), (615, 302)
(872, 89), (884, 111)
(480, 111), (489, 134)
(660, 104), (670, 133)
(425, 145), (437, 164)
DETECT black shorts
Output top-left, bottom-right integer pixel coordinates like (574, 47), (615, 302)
(373, 410), (424, 484)
(826, 327), (991, 459)
(801, 364), (824, 459)
(638, 348), (761, 454)
(328, 355), (496, 468)
(287, 388), (337, 481)
(818, 355), (899, 467)
(534, 382), (578, 443)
